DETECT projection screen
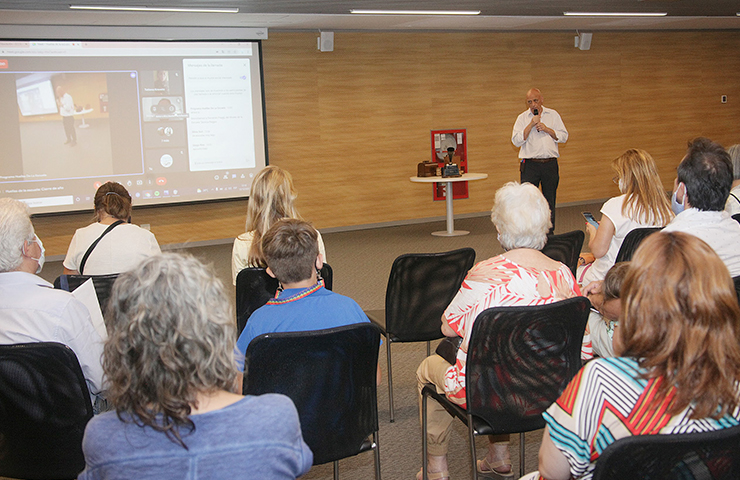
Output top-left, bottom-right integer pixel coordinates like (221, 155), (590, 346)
(0, 40), (267, 214)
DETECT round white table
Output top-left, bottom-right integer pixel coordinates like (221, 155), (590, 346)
(73, 108), (94, 128)
(410, 172), (488, 236)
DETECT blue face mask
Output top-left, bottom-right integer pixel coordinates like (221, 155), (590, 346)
(671, 183), (686, 215)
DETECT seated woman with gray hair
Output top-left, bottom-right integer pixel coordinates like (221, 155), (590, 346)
(78, 253), (312, 480)
(416, 182), (581, 480)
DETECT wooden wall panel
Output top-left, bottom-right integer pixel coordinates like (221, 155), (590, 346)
(32, 30), (740, 256)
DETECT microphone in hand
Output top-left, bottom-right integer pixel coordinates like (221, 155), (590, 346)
(533, 108), (539, 115)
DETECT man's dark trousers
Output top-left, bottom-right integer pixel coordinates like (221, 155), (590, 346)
(520, 158), (558, 231)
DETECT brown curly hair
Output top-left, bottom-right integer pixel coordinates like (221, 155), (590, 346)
(104, 253), (238, 448)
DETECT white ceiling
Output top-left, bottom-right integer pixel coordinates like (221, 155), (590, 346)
(0, 0), (739, 32)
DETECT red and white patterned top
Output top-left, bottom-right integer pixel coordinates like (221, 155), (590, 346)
(443, 254), (581, 408)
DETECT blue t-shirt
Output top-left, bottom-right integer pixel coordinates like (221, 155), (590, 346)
(236, 285), (369, 362)
(79, 394), (313, 480)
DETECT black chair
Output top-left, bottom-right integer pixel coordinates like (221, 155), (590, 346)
(0, 342), (94, 480)
(235, 263), (333, 337)
(244, 323), (381, 479)
(421, 296), (590, 479)
(592, 424), (740, 480)
(732, 213), (740, 225)
(365, 248), (476, 422)
(614, 227), (662, 263)
(54, 273), (119, 314)
(733, 276), (740, 305)
(541, 230), (585, 277)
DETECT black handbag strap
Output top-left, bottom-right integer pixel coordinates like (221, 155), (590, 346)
(79, 220), (124, 275)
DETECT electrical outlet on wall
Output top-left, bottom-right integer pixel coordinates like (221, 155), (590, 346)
(721, 95), (727, 103)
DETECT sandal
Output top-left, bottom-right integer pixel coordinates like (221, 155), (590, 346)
(477, 457), (514, 479)
(416, 467), (450, 480)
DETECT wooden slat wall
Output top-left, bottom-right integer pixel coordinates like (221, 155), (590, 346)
(33, 30), (740, 256)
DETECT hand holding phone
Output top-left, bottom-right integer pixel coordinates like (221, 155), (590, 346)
(582, 211), (599, 229)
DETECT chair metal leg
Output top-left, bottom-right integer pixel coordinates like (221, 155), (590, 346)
(373, 431), (382, 480)
(468, 414), (478, 480)
(333, 460), (339, 480)
(426, 340), (431, 357)
(519, 432), (526, 477)
(386, 340), (394, 422)
(422, 392), (428, 480)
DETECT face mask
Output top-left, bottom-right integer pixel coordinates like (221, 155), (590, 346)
(671, 184), (686, 215)
(24, 234), (45, 274)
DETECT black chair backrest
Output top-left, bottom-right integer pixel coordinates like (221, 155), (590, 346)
(465, 296), (590, 434)
(384, 248), (475, 342)
(235, 263), (333, 337)
(733, 275), (740, 305)
(541, 230), (585, 277)
(732, 213), (740, 225)
(244, 323), (380, 465)
(592, 424), (740, 480)
(54, 273), (119, 314)
(614, 227), (662, 263)
(0, 342), (93, 480)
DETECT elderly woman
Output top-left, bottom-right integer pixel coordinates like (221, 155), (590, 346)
(523, 232), (740, 480)
(79, 253), (313, 479)
(63, 181), (160, 275)
(231, 165), (326, 285)
(416, 182), (581, 480)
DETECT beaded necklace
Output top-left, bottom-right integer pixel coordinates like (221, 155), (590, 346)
(266, 279), (324, 305)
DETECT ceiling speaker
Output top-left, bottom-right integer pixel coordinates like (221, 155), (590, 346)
(319, 31), (334, 52)
(578, 32), (592, 50)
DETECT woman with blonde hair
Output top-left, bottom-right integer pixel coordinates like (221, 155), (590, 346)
(523, 231), (740, 480)
(63, 181), (160, 275)
(79, 253), (312, 479)
(580, 149), (673, 285)
(724, 144), (740, 215)
(231, 165), (326, 284)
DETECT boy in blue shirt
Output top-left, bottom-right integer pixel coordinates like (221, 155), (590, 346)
(236, 218), (370, 359)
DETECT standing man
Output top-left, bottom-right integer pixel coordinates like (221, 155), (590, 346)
(512, 88), (568, 230)
(56, 85), (77, 146)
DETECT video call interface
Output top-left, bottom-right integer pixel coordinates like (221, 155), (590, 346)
(0, 40), (268, 214)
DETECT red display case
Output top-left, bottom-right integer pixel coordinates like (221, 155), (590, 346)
(430, 129), (468, 201)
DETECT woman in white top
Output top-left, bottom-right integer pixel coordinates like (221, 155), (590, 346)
(63, 182), (160, 275)
(724, 144), (740, 216)
(580, 149), (673, 286)
(231, 166), (325, 285)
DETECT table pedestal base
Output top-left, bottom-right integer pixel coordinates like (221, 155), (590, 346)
(432, 230), (469, 237)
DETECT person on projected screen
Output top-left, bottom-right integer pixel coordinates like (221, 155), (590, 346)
(511, 88), (568, 231)
(63, 182), (161, 276)
(55, 85), (77, 146)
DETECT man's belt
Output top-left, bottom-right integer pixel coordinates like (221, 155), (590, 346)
(524, 157), (557, 163)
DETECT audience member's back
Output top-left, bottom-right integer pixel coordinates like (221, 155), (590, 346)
(663, 137), (740, 276)
(79, 253), (312, 480)
(235, 219), (368, 359)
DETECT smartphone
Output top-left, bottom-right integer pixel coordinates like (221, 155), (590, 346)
(582, 211), (599, 229)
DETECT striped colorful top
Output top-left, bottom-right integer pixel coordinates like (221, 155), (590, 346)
(544, 357), (740, 480)
(442, 254), (580, 408)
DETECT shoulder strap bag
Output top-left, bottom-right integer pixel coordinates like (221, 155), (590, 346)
(79, 220), (124, 275)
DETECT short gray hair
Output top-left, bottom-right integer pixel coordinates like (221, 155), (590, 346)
(491, 182), (551, 251)
(0, 198), (35, 273)
(104, 253), (238, 447)
(728, 144), (740, 180)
